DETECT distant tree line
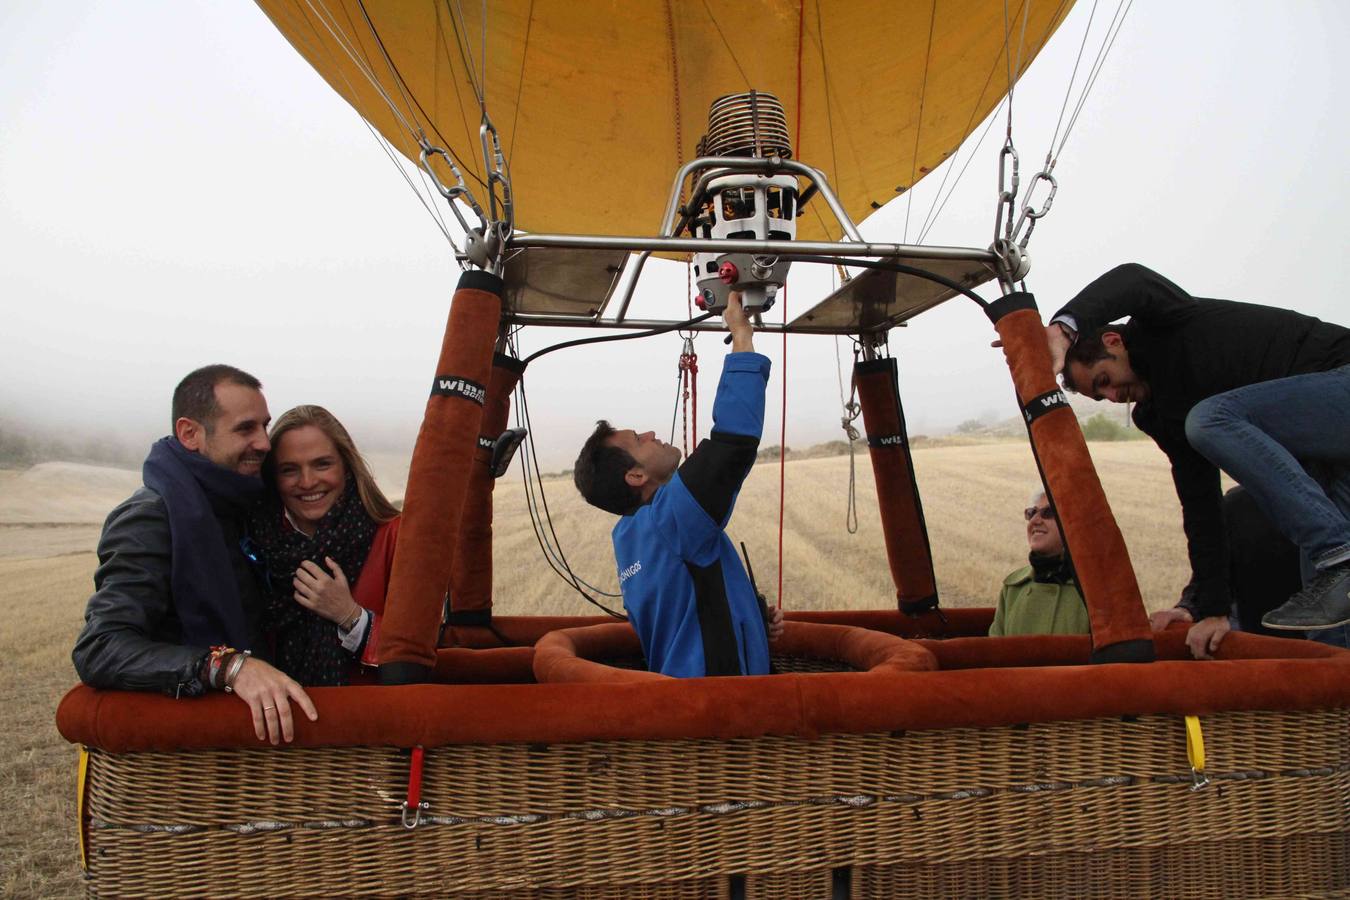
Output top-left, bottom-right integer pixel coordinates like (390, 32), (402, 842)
(0, 422), (144, 469)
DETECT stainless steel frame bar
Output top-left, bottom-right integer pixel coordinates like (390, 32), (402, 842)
(511, 233), (996, 261)
(503, 313), (886, 336)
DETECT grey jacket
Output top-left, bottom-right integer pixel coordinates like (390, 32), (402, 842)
(72, 487), (265, 695)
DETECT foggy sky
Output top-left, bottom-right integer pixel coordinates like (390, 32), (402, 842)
(2, 2), (1348, 468)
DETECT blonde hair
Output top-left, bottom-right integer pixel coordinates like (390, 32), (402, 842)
(266, 405), (399, 523)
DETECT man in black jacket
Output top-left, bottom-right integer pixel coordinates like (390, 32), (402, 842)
(73, 365), (317, 743)
(1047, 264), (1350, 658)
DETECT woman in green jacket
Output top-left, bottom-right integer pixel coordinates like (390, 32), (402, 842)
(989, 490), (1091, 637)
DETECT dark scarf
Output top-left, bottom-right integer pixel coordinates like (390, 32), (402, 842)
(1029, 551), (1077, 586)
(142, 436), (265, 649)
(249, 475), (378, 686)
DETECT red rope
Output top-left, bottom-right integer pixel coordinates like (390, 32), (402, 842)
(777, 0), (807, 611)
(691, 355), (698, 445)
(680, 264), (702, 453)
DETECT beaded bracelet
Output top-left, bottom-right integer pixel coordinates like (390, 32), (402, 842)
(205, 645), (237, 690)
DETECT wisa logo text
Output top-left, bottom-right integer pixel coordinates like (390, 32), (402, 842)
(618, 561), (642, 584)
(1039, 390), (1068, 408)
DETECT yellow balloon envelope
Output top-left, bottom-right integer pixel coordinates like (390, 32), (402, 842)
(255, 0), (1073, 241)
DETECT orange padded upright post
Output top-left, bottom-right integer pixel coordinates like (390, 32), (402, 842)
(445, 353), (524, 630)
(987, 292), (1154, 663)
(379, 271), (503, 683)
(854, 358), (940, 617)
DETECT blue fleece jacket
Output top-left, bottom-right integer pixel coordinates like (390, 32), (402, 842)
(612, 352), (772, 677)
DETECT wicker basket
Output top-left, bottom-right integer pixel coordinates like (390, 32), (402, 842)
(79, 708), (1349, 898)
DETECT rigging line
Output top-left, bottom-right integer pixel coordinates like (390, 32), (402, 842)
(1045, 0), (1100, 165)
(813, 2), (841, 205)
(917, 0), (1069, 241)
(915, 0), (1064, 240)
(1012, 0), (1033, 96)
(521, 313), (714, 366)
(364, 114), (457, 244)
(903, 0), (938, 244)
(793, 4), (850, 241)
(432, 4), (486, 190)
(777, 0), (807, 611)
(791, 255), (990, 309)
(1055, 0), (1132, 162)
(446, 0), (486, 105)
(1002, 0), (1015, 136)
(344, 0), (487, 202)
(301, 0), (422, 139)
(507, 0), (536, 163)
(347, 0), (427, 140)
(698, 0), (753, 89)
(513, 379), (627, 612)
(518, 431), (627, 613)
(668, 360), (683, 445)
(518, 384), (626, 602)
(1000, 0), (1032, 138)
(294, 9), (457, 245)
(345, 0), (486, 189)
(663, 0), (686, 195)
(917, 96), (1007, 243)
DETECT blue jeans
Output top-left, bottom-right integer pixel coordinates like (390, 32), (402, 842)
(1186, 365), (1350, 648)
(1186, 364), (1350, 571)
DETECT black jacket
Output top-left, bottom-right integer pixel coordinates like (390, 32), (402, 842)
(1057, 263), (1350, 618)
(72, 487), (266, 694)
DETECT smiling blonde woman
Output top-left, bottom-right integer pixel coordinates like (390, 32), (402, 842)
(249, 405), (401, 686)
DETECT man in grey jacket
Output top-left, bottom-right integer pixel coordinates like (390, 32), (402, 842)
(73, 365), (316, 744)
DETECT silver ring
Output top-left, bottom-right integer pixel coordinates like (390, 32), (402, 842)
(262, 705), (276, 711)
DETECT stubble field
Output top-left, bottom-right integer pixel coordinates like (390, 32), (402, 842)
(0, 440), (1188, 896)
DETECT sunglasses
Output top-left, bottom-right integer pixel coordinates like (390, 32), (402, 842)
(1023, 506), (1056, 522)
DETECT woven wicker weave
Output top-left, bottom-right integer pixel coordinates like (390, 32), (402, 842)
(80, 708), (1349, 898)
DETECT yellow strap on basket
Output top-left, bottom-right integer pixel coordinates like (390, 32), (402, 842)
(77, 747), (90, 870)
(1184, 715), (1210, 791)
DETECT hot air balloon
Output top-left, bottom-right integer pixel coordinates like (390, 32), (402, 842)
(58, 2), (1350, 897)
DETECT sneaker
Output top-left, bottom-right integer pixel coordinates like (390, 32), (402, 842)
(1262, 561), (1350, 630)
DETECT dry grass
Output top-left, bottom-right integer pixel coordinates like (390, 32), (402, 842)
(0, 439), (1189, 895)
(489, 439), (1190, 614)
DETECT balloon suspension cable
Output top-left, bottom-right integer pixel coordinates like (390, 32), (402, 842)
(990, 0), (1133, 285)
(834, 336), (862, 535)
(417, 114), (513, 274)
(522, 313), (716, 367)
(791, 255), (990, 310)
(508, 340), (627, 618)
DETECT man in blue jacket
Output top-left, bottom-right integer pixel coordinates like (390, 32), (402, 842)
(573, 292), (781, 677)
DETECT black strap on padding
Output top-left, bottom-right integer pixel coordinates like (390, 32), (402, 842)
(457, 269), (504, 296)
(431, 374), (487, 405)
(476, 435), (495, 451)
(898, 593), (940, 617)
(984, 291), (1038, 325)
(867, 433), (905, 448)
(1022, 388), (1070, 425)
